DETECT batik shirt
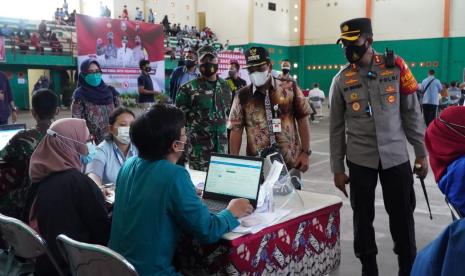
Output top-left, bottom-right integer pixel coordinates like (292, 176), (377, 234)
(72, 97), (120, 144)
(176, 77), (232, 171)
(0, 121), (50, 220)
(229, 78), (311, 169)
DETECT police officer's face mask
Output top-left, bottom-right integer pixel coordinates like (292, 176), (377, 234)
(282, 68), (290, 75)
(344, 40), (369, 64)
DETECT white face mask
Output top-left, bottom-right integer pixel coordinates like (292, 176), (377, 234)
(249, 71), (270, 88)
(115, 126), (130, 145)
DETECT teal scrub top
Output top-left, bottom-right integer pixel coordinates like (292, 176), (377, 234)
(108, 157), (239, 276)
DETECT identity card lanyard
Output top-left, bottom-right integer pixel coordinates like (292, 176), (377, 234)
(264, 90), (278, 145)
(112, 143), (125, 167)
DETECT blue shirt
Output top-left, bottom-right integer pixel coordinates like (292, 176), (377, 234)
(108, 158), (239, 276)
(85, 140), (138, 184)
(421, 76), (442, 105)
(411, 218), (465, 276)
(438, 155), (465, 216)
(179, 67), (199, 90)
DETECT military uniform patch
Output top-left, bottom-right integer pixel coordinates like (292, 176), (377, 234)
(380, 70), (394, 77)
(386, 85), (396, 93)
(350, 92), (359, 100)
(387, 95), (396, 103)
(345, 79), (358, 85)
(344, 71), (357, 77)
(352, 102), (361, 111)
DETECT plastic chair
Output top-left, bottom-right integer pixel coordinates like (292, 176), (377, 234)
(0, 213), (65, 276)
(56, 234), (138, 276)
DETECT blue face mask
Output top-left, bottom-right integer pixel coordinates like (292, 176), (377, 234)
(79, 142), (96, 164)
(84, 73), (102, 87)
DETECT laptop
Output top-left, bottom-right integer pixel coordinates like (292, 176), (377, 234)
(202, 153), (264, 213)
(0, 124), (26, 150)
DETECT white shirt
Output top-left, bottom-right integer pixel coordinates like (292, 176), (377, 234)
(308, 88), (325, 108)
(117, 47), (134, 68)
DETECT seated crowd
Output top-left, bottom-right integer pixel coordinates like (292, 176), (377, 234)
(0, 20), (64, 55)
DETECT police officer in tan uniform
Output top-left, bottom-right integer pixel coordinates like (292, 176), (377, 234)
(329, 18), (428, 276)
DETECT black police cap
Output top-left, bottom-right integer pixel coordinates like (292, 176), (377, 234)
(336, 17), (372, 44)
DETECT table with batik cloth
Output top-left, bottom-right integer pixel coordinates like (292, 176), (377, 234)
(175, 170), (343, 275)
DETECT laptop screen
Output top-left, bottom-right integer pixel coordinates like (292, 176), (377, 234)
(204, 154), (263, 200)
(0, 124), (26, 150)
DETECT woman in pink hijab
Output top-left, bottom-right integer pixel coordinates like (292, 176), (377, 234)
(26, 118), (110, 276)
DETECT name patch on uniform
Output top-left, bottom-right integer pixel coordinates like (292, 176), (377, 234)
(387, 95), (396, 103)
(386, 85), (396, 93)
(343, 84), (363, 92)
(380, 70), (394, 77)
(379, 76), (398, 83)
(345, 79), (358, 85)
(205, 90), (213, 95)
(352, 102), (361, 111)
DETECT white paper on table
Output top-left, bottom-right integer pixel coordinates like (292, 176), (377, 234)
(232, 209), (291, 234)
(257, 161), (283, 208)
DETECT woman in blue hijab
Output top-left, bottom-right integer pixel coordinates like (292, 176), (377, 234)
(72, 59), (120, 144)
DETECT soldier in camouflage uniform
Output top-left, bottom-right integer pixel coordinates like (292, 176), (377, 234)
(176, 45), (232, 171)
(0, 89), (58, 220)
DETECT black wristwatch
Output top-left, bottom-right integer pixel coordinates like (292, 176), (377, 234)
(302, 149), (312, 156)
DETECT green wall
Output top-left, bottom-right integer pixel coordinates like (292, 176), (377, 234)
(0, 49), (77, 109)
(234, 37), (465, 95)
(0, 65), (30, 109)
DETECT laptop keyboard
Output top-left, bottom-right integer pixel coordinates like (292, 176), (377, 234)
(202, 199), (228, 214)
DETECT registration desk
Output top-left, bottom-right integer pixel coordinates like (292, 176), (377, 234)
(176, 170), (343, 275)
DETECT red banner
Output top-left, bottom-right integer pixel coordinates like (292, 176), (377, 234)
(76, 14), (165, 94)
(218, 50), (250, 84)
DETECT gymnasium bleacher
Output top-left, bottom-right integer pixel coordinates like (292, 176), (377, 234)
(0, 17), (76, 56)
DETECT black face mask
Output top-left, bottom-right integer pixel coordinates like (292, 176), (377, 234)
(145, 66), (152, 73)
(228, 70), (237, 78)
(282, 69), (290, 75)
(200, 62), (218, 77)
(185, 59), (196, 68)
(344, 42), (369, 64)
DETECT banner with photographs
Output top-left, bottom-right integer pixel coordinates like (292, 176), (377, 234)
(76, 14), (164, 95)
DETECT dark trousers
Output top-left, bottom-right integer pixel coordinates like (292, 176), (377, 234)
(422, 104), (438, 126)
(0, 120), (8, 125)
(348, 160), (416, 276)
